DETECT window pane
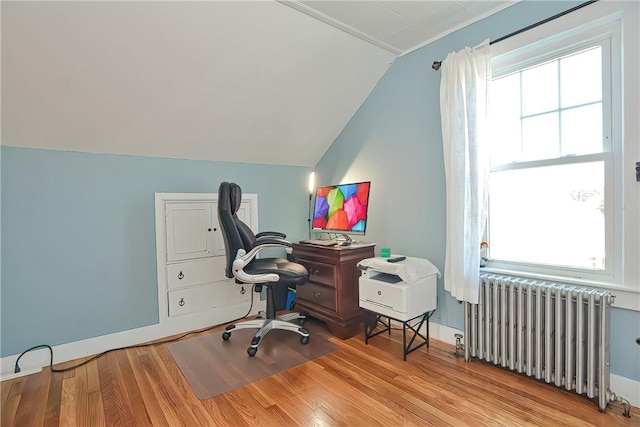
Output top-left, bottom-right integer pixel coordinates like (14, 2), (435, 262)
(522, 60), (558, 115)
(489, 161), (605, 270)
(561, 104), (603, 155)
(489, 74), (521, 165)
(561, 47), (602, 108)
(522, 112), (559, 160)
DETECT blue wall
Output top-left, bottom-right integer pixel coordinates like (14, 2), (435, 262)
(1, 146), (310, 356)
(314, 1), (639, 382)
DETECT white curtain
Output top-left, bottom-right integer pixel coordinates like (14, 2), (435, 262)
(439, 40), (491, 304)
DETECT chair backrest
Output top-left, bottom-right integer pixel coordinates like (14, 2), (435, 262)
(218, 182), (246, 279)
(229, 182), (257, 250)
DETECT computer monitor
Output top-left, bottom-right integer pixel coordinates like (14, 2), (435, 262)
(312, 181), (371, 236)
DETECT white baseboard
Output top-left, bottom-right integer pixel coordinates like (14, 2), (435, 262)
(428, 321), (463, 346)
(1, 301), (265, 381)
(611, 373), (640, 409)
(0, 367), (43, 382)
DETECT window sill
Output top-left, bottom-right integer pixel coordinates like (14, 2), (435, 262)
(480, 267), (640, 312)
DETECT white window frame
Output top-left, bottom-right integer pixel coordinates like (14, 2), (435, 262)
(483, 2), (639, 312)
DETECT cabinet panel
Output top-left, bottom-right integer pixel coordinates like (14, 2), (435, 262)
(166, 203), (213, 261)
(167, 257), (226, 290)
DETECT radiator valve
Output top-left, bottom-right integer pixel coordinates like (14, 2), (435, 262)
(454, 333), (464, 357)
(609, 390), (631, 418)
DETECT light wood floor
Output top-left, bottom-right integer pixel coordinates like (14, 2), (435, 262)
(2, 318), (638, 427)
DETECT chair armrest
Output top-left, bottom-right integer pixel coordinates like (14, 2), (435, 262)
(255, 231), (286, 239)
(251, 237), (292, 249)
(232, 241), (291, 284)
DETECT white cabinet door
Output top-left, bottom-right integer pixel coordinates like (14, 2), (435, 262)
(165, 203), (214, 261)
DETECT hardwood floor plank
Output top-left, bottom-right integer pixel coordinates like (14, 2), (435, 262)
(114, 350), (153, 427)
(142, 347), (202, 426)
(124, 349), (170, 427)
(59, 371), (77, 427)
(86, 358), (102, 394)
(1, 394), (20, 427)
(205, 395), (252, 426)
(243, 372), (322, 426)
(72, 364), (91, 427)
(11, 370), (49, 427)
(154, 344), (196, 398)
(283, 361), (409, 426)
(43, 369), (63, 427)
(97, 350), (123, 426)
(7, 377), (26, 398)
(317, 352), (455, 426)
(0, 379), (13, 405)
(86, 391), (106, 427)
(224, 387), (282, 425)
(84, 361), (106, 427)
(136, 351), (185, 426)
(2, 322), (638, 427)
(383, 350), (570, 426)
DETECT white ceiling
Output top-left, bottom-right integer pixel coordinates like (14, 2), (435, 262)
(2, 1), (515, 167)
(284, 1), (517, 55)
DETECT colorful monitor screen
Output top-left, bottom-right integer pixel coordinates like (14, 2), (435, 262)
(312, 181), (371, 235)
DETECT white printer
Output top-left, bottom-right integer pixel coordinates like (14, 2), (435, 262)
(358, 256), (439, 321)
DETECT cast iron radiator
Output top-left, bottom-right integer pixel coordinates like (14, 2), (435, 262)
(463, 273), (630, 415)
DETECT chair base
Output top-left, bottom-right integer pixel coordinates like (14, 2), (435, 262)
(222, 312), (310, 356)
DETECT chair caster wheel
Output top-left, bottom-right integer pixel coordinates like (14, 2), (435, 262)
(247, 347), (258, 357)
(300, 336), (309, 345)
(222, 331), (231, 341)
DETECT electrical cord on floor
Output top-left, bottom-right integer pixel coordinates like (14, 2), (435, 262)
(14, 284), (258, 375)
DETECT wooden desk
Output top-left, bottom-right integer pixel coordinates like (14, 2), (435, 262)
(292, 242), (375, 339)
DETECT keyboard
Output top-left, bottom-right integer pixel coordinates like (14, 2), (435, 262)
(300, 239), (337, 246)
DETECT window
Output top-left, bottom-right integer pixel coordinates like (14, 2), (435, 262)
(486, 18), (623, 285)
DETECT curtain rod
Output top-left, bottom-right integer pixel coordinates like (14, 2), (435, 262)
(431, 0), (599, 71)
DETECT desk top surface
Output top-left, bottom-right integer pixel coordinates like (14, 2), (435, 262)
(295, 241), (375, 250)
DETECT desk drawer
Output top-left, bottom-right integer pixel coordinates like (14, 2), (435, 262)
(298, 259), (336, 288)
(297, 283), (336, 311)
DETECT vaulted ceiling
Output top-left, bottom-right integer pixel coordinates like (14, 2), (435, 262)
(2, 1), (515, 167)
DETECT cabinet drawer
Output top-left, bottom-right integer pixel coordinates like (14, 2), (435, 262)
(168, 285), (217, 316)
(299, 259), (336, 288)
(297, 283), (336, 311)
(218, 282), (252, 307)
(167, 257), (226, 290)
(167, 281), (250, 317)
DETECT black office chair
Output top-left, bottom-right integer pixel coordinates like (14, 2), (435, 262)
(218, 181), (310, 356)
